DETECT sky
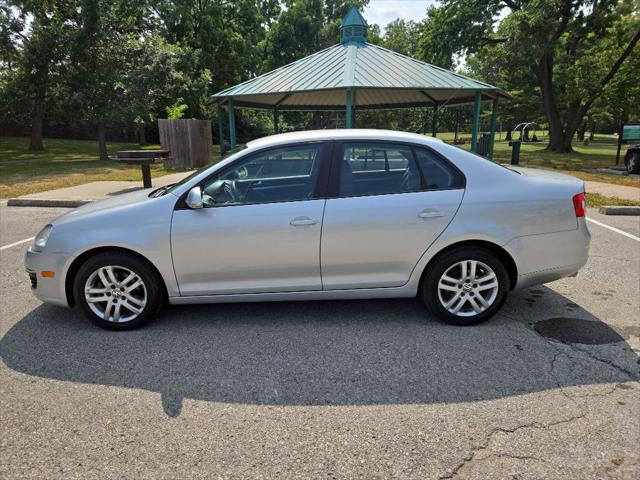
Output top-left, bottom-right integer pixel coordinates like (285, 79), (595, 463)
(363, 0), (437, 30)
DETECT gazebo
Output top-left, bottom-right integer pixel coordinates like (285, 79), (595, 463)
(211, 6), (507, 158)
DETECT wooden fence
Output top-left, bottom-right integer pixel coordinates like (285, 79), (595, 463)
(158, 119), (212, 170)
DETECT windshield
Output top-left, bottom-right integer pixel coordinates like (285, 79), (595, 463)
(157, 145), (248, 196)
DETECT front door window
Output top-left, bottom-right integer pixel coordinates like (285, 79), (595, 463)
(202, 144), (324, 206)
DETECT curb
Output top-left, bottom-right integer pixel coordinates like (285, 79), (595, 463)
(6, 199), (91, 208)
(598, 206), (640, 216)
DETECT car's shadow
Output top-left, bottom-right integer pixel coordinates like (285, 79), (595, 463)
(1, 287), (638, 417)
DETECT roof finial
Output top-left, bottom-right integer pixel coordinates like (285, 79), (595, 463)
(340, 5), (368, 44)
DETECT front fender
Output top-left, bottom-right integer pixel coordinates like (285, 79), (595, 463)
(48, 194), (180, 297)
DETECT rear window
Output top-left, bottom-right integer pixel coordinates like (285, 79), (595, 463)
(414, 147), (465, 189)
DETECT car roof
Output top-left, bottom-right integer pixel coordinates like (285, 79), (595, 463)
(246, 129), (443, 149)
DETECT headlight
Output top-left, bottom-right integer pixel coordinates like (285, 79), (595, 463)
(32, 224), (53, 252)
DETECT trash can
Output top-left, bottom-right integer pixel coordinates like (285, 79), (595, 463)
(477, 133), (490, 156)
(509, 139), (521, 165)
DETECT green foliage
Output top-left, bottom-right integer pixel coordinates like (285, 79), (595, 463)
(425, 0), (639, 151)
(165, 98), (189, 120)
(0, 0), (637, 153)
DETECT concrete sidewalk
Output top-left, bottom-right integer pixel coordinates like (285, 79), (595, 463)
(7, 171), (192, 207)
(584, 181), (640, 202)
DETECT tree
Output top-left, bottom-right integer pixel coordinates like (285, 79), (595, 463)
(382, 19), (420, 56)
(2, 1), (73, 150)
(262, 0), (324, 69)
(123, 36), (210, 144)
(422, 0), (640, 152)
(66, 0), (150, 160)
(155, 0), (275, 102)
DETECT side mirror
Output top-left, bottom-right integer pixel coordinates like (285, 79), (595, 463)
(185, 186), (204, 209)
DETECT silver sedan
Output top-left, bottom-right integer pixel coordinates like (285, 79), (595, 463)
(25, 129), (590, 329)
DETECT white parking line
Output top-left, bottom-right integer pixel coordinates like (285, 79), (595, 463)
(586, 217), (640, 242)
(1, 219), (637, 251)
(0, 237), (34, 251)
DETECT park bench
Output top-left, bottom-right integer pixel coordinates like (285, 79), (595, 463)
(116, 150), (170, 188)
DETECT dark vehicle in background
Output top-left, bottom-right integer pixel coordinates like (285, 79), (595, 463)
(624, 144), (640, 174)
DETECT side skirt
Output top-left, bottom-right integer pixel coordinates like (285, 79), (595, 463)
(169, 285), (417, 305)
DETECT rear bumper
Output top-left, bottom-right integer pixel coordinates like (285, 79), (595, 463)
(25, 247), (71, 307)
(507, 219), (590, 290)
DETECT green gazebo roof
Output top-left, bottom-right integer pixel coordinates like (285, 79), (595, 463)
(211, 6), (505, 111)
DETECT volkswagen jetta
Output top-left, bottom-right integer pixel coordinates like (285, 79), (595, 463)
(25, 129), (590, 329)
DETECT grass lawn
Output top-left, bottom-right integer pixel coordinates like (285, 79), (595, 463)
(586, 193), (640, 207)
(491, 141), (639, 188)
(0, 133), (637, 198)
(442, 135), (638, 187)
(0, 137), (221, 198)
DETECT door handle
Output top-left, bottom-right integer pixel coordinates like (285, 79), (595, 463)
(418, 208), (444, 219)
(290, 216), (318, 226)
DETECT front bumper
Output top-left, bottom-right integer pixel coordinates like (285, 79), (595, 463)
(25, 247), (72, 307)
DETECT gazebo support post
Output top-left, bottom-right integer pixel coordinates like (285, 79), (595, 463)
(432, 104), (439, 137)
(228, 98), (236, 149)
(470, 91), (482, 153)
(345, 88), (353, 128)
(217, 106), (225, 154)
(273, 108), (279, 134)
(488, 97), (499, 159)
(454, 109), (460, 143)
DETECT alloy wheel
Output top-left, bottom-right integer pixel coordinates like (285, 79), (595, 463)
(437, 260), (499, 317)
(84, 265), (147, 323)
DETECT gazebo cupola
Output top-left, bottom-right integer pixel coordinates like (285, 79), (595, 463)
(340, 5), (368, 43)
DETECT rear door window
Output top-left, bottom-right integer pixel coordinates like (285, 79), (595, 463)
(339, 143), (422, 197)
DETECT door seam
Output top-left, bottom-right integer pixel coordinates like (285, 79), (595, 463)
(319, 199), (327, 290)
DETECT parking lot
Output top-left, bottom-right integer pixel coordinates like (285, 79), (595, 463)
(1, 203), (638, 479)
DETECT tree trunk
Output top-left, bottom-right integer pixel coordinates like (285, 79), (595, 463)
(28, 100), (45, 151)
(138, 123), (147, 145)
(537, 31), (639, 154)
(577, 121), (586, 141)
(97, 122), (109, 161)
(536, 52), (574, 153)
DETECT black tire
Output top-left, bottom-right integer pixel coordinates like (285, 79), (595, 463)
(73, 251), (165, 330)
(421, 246), (509, 326)
(625, 152), (640, 174)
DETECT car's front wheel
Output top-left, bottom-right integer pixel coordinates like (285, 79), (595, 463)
(422, 247), (509, 326)
(73, 252), (165, 330)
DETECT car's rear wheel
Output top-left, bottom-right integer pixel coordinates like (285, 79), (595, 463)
(625, 151), (640, 174)
(422, 247), (509, 326)
(73, 252), (164, 330)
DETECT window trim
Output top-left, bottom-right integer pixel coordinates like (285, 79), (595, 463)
(328, 140), (466, 200)
(174, 141), (333, 210)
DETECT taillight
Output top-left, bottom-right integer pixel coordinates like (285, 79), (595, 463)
(573, 192), (586, 217)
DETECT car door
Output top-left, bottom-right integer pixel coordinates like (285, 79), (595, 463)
(320, 142), (465, 290)
(171, 142), (330, 296)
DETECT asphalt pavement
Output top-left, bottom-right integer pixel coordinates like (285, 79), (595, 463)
(1, 204), (638, 479)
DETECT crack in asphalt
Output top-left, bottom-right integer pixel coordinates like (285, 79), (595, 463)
(524, 316), (640, 379)
(440, 342), (638, 480)
(563, 342), (639, 379)
(549, 350), (622, 400)
(438, 414), (587, 479)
